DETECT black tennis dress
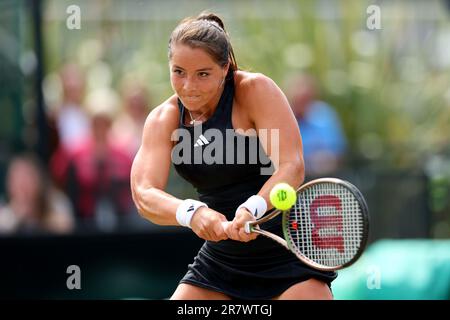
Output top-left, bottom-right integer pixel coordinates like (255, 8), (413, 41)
(172, 75), (336, 299)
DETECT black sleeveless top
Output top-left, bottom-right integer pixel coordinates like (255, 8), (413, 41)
(171, 75), (336, 299)
(172, 75), (274, 219)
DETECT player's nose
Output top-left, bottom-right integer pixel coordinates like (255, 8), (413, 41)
(183, 76), (197, 91)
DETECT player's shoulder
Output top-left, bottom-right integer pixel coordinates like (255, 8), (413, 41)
(144, 95), (179, 129)
(235, 70), (277, 90)
(234, 70), (279, 100)
(147, 95), (180, 124)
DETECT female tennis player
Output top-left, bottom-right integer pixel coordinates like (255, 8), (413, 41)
(130, 12), (336, 299)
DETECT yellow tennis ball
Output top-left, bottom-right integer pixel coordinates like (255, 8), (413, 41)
(270, 183), (297, 211)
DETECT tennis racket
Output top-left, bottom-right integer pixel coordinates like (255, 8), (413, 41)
(223, 178), (369, 271)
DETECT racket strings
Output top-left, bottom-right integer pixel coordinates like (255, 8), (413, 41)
(287, 183), (365, 268)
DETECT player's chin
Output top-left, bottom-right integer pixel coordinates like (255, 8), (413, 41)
(180, 97), (205, 109)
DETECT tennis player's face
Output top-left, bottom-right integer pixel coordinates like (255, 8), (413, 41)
(170, 44), (227, 111)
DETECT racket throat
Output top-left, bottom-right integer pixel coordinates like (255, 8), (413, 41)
(251, 228), (289, 250)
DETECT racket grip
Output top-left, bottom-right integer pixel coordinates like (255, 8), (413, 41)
(221, 221), (252, 234)
(221, 221), (252, 233)
(244, 221), (251, 234)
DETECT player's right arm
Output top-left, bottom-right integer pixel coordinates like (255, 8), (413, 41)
(130, 98), (181, 226)
(130, 98), (228, 241)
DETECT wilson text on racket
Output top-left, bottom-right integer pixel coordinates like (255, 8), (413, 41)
(177, 304), (272, 317)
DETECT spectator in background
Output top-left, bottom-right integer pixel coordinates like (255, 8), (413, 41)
(53, 63), (90, 153)
(0, 154), (74, 235)
(287, 74), (347, 177)
(111, 78), (150, 157)
(51, 88), (134, 232)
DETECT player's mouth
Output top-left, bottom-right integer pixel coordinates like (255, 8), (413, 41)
(183, 95), (202, 102)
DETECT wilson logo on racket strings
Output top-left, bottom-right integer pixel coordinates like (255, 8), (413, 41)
(310, 195), (344, 253)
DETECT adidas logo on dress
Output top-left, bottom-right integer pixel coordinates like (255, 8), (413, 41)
(194, 135), (210, 147)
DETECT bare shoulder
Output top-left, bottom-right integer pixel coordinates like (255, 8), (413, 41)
(143, 95), (180, 136)
(234, 70), (279, 98)
(234, 70), (288, 114)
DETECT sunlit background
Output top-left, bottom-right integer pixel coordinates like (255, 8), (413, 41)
(0, 0), (449, 299)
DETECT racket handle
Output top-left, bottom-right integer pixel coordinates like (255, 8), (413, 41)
(220, 221), (252, 234)
(244, 221), (251, 234)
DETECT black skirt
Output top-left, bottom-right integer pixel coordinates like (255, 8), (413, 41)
(179, 215), (337, 299)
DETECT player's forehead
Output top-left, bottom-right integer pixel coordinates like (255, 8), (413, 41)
(169, 44), (220, 71)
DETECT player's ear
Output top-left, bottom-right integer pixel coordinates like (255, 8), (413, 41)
(219, 62), (229, 87)
(223, 61), (230, 78)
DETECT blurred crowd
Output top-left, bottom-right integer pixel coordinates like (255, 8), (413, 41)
(286, 74), (347, 178)
(0, 63), (347, 236)
(0, 63), (151, 235)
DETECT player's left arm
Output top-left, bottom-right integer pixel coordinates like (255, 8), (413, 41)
(246, 73), (305, 204)
(226, 73), (304, 242)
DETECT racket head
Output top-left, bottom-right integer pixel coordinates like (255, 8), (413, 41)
(282, 178), (369, 271)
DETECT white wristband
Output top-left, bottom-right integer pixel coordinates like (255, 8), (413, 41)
(236, 195), (267, 219)
(176, 199), (208, 228)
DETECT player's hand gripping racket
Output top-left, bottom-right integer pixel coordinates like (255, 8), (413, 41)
(224, 178), (369, 271)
